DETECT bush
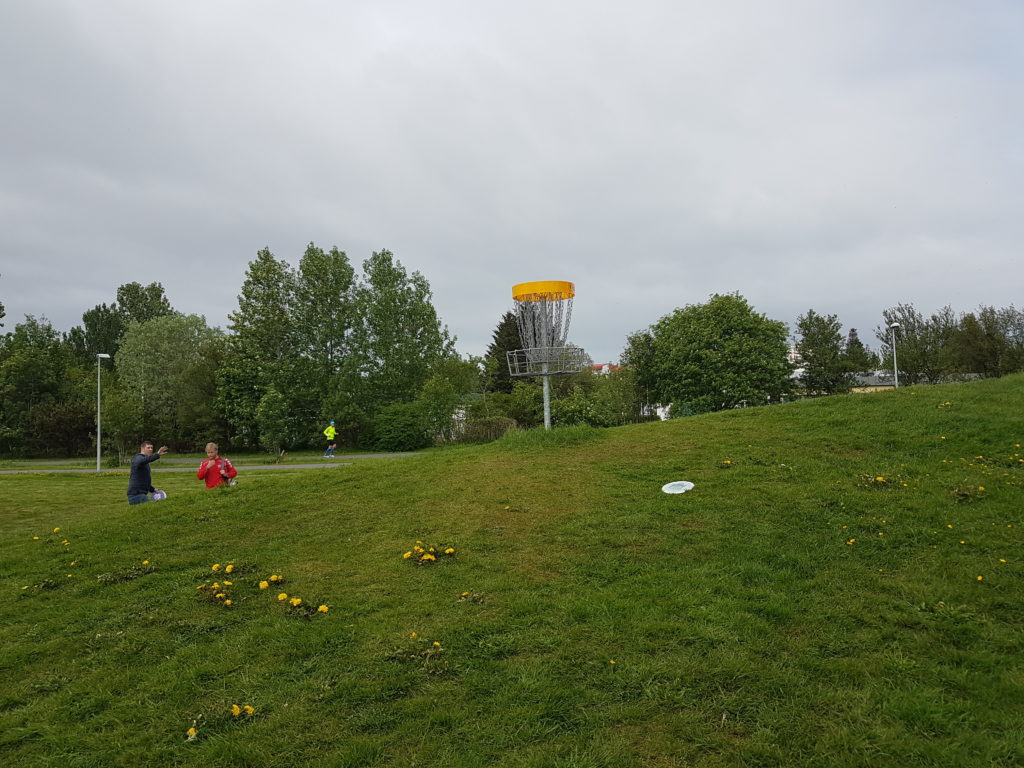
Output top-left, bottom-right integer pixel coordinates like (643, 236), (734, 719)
(371, 402), (432, 452)
(460, 417), (517, 443)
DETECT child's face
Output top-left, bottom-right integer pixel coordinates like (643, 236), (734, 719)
(206, 446), (218, 460)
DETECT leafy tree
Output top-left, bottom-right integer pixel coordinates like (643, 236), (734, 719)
(116, 314), (224, 445)
(220, 248), (297, 446)
(875, 304), (955, 385)
(626, 293), (792, 415)
(349, 250), (456, 410)
(795, 309), (856, 395)
(293, 243), (356, 378)
(483, 311), (523, 394)
(0, 316), (81, 455)
(415, 357), (483, 442)
(843, 328), (877, 374)
(256, 386), (290, 454)
(116, 282), (174, 325)
(947, 305), (1024, 378)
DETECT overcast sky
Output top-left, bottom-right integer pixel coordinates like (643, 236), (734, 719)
(2, 1), (1021, 363)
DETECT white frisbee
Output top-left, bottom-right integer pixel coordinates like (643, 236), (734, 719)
(661, 481), (694, 494)
(152, 489), (168, 501)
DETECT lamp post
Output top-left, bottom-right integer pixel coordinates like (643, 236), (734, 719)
(888, 322), (900, 389)
(96, 353), (111, 471)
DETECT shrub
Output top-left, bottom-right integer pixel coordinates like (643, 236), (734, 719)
(372, 402), (432, 452)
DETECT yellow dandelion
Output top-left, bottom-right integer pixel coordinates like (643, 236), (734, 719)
(231, 704), (241, 717)
(70, 561), (76, 566)
(414, 546), (424, 553)
(259, 580), (269, 589)
(225, 564), (234, 573)
(32, 536), (39, 540)
(875, 476), (885, 483)
(196, 584), (206, 590)
(186, 727), (197, 738)
(62, 540), (70, 545)
(978, 486), (985, 491)
(142, 559), (149, 565)
(67, 574), (73, 578)
(290, 597), (302, 606)
(977, 575), (984, 581)
(243, 705), (254, 715)
(416, 540), (423, 545)
(433, 641), (441, 647)
(317, 604), (329, 613)
(960, 541), (966, 545)
(409, 631), (417, 639)
(504, 505), (510, 510)
(277, 593), (288, 601)
(215, 593), (225, 599)
(223, 580), (232, 586)
(53, 527), (60, 533)
(403, 551), (412, 559)
(947, 524), (953, 529)
(444, 548), (455, 554)
(421, 553), (436, 562)
(224, 600), (232, 606)
(270, 574), (280, 581)
(723, 460), (731, 465)
(846, 539), (856, 545)
(461, 591), (469, 597)
(211, 563), (221, 571)
(999, 559), (1006, 563)
(610, 659), (617, 665)
(211, 582), (220, 589)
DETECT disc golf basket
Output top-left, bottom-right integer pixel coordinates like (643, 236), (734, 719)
(507, 280), (588, 429)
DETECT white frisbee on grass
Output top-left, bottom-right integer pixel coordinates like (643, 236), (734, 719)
(152, 489), (168, 501)
(661, 481), (694, 494)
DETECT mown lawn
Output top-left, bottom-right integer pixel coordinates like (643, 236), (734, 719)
(2, 376), (1022, 767)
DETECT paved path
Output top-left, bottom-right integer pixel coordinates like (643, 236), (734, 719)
(0, 463), (355, 475)
(0, 453), (417, 476)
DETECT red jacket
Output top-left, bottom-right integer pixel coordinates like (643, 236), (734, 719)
(197, 456), (237, 488)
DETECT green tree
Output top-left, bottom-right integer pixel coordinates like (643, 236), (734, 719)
(483, 311), (523, 394)
(349, 250), (456, 410)
(256, 386), (290, 455)
(843, 328), (877, 374)
(116, 314), (224, 445)
(294, 243), (356, 378)
(0, 316), (81, 455)
(627, 293), (792, 415)
(875, 304), (955, 385)
(794, 309), (856, 395)
(220, 248), (297, 447)
(116, 282), (174, 325)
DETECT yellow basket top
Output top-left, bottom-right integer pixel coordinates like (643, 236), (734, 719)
(512, 280), (575, 302)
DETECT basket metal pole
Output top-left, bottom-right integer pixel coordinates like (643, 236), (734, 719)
(542, 362), (551, 430)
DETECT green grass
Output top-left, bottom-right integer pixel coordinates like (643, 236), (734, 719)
(2, 376), (1023, 767)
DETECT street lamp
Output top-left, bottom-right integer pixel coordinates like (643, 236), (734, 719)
(888, 323), (900, 389)
(96, 353), (111, 471)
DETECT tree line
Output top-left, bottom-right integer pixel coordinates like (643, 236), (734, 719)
(1, 261), (1022, 458)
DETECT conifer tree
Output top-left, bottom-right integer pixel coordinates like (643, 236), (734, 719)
(483, 311), (523, 393)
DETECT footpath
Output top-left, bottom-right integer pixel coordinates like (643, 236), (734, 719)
(0, 453), (417, 475)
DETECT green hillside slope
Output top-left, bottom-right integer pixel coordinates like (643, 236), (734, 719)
(2, 375), (1022, 767)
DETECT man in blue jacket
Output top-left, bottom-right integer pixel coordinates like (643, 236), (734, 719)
(127, 441), (168, 504)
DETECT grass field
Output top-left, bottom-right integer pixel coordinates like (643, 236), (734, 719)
(2, 376), (1023, 767)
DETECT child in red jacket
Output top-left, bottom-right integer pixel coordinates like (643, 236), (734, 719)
(197, 442), (238, 488)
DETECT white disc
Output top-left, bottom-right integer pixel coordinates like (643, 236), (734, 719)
(661, 481), (694, 494)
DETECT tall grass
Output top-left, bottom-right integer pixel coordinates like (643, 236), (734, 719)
(1, 376), (1022, 767)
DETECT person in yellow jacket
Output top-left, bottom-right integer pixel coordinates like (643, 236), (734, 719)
(323, 420), (337, 457)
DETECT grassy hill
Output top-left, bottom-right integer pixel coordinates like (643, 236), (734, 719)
(2, 375), (1022, 767)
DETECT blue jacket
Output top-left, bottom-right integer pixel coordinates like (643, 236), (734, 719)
(127, 453), (161, 496)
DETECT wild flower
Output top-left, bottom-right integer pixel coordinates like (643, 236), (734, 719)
(278, 593), (288, 601)
(243, 705), (255, 715)
(289, 597), (302, 607)
(186, 727), (198, 740)
(318, 604), (329, 613)
(231, 704), (241, 717)
(404, 541), (457, 566)
(53, 527), (60, 533)
(224, 600), (232, 607)
(142, 560), (149, 565)
(225, 564), (235, 574)
(259, 580), (269, 589)
(211, 564), (221, 572)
